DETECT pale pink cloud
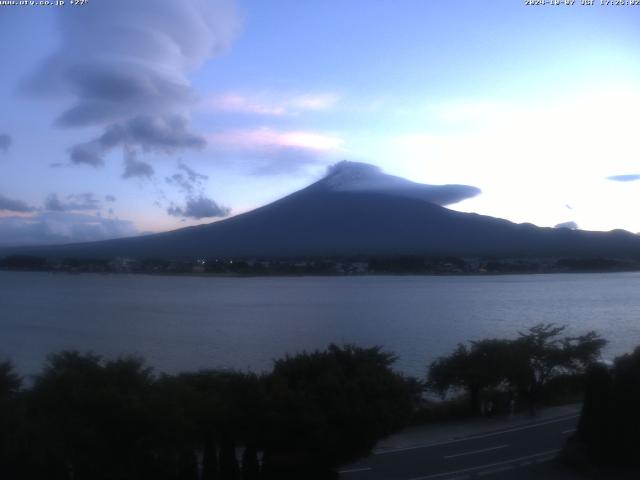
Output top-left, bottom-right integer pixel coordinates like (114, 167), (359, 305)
(287, 93), (340, 112)
(206, 127), (344, 175)
(204, 92), (339, 116)
(206, 94), (287, 116)
(208, 127), (343, 151)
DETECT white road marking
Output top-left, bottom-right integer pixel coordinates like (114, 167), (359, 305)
(476, 465), (514, 476)
(561, 428), (576, 435)
(406, 449), (560, 480)
(375, 414), (579, 455)
(534, 454), (556, 463)
(443, 444), (508, 459)
(338, 466), (372, 474)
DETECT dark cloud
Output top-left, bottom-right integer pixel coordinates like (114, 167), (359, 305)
(43, 194), (64, 212)
(122, 150), (155, 179)
(105, 195), (116, 202)
(104, 115), (206, 152)
(70, 142), (105, 167)
(44, 193), (101, 212)
(606, 174), (640, 182)
(0, 211), (139, 247)
(555, 221), (578, 230)
(178, 162), (208, 183)
(24, 0), (239, 171)
(0, 133), (11, 153)
(166, 162), (208, 194)
(167, 196), (229, 219)
(163, 162), (223, 219)
(53, 64), (193, 128)
(70, 115), (206, 169)
(0, 194), (34, 213)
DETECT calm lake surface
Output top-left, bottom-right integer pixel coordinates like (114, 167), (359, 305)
(2, 271), (640, 378)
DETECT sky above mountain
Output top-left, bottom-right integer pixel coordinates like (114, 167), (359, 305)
(1, 0), (639, 245)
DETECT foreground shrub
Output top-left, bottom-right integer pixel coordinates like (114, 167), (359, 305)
(0, 345), (420, 480)
(566, 347), (640, 469)
(427, 323), (606, 415)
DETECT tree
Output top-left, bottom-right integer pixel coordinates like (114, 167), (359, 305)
(510, 324), (606, 414)
(25, 351), (157, 480)
(0, 361), (22, 477)
(0, 360), (20, 400)
(607, 346), (640, 465)
(566, 346), (640, 469)
(0, 255), (49, 271)
(152, 369), (267, 480)
(427, 324), (607, 416)
(428, 339), (512, 414)
(262, 344), (421, 479)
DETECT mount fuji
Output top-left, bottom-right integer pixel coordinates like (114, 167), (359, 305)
(5, 161), (640, 260)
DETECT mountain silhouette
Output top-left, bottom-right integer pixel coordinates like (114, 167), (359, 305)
(4, 161), (640, 260)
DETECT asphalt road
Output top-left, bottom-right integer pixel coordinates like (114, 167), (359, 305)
(339, 413), (580, 480)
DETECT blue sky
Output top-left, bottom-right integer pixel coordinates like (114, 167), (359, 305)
(1, 0), (639, 245)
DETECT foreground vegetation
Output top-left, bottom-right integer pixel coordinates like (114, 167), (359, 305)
(1, 324), (635, 479)
(0, 345), (419, 480)
(563, 345), (640, 472)
(428, 324), (606, 416)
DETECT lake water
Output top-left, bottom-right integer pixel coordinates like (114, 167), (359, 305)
(2, 271), (640, 378)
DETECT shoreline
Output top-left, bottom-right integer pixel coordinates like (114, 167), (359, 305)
(3, 267), (640, 278)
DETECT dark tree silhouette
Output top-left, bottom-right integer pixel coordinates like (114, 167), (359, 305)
(573, 363), (612, 464)
(0, 361), (20, 398)
(510, 324), (606, 415)
(2, 346), (419, 480)
(609, 347), (640, 465)
(24, 352), (157, 480)
(172, 370), (266, 480)
(427, 339), (512, 413)
(565, 346), (640, 471)
(427, 324), (606, 416)
(0, 361), (22, 477)
(262, 344), (421, 479)
(0, 255), (49, 271)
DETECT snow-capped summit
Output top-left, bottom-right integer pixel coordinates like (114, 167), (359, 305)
(320, 160), (481, 207)
(323, 161), (410, 191)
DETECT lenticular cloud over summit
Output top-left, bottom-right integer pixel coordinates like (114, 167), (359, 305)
(322, 161), (481, 207)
